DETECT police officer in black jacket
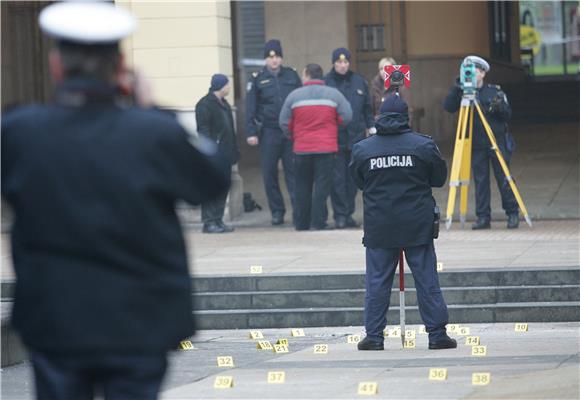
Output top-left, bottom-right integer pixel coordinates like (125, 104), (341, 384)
(196, 74), (240, 233)
(246, 39), (302, 225)
(443, 55), (519, 230)
(325, 48), (374, 229)
(350, 95), (456, 351)
(1, 3), (230, 399)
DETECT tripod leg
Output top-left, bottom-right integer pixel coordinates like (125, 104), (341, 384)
(474, 101), (532, 227)
(459, 105), (474, 227)
(445, 105), (469, 229)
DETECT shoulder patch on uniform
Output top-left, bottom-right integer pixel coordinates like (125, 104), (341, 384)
(489, 84), (501, 90)
(252, 72), (258, 78)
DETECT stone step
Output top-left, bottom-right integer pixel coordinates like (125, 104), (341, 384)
(194, 285), (580, 310)
(192, 302), (580, 330)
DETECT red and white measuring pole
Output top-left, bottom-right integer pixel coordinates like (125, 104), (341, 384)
(399, 249), (406, 347)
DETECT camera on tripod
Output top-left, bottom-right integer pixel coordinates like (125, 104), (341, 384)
(460, 58), (477, 94)
(383, 64), (411, 91)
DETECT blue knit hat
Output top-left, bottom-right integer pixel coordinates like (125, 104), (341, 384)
(380, 94), (408, 115)
(264, 39), (283, 58)
(210, 74), (229, 91)
(332, 47), (351, 63)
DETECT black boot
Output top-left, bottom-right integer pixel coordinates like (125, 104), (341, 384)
(428, 334), (457, 350)
(471, 217), (491, 230)
(357, 337), (384, 350)
(271, 212), (284, 226)
(335, 216), (347, 229)
(203, 221), (226, 234)
(507, 214), (520, 229)
(218, 220), (234, 233)
(345, 216), (360, 228)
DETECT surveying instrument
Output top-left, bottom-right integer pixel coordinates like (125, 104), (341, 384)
(445, 58), (532, 229)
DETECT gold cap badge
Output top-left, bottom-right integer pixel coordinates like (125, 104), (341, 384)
(269, 50), (276, 57)
(339, 54), (346, 60)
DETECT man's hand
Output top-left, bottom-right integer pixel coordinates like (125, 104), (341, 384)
(247, 136), (259, 146)
(488, 92), (507, 114)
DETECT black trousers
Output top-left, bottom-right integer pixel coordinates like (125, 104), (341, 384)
(294, 153), (334, 230)
(472, 146), (518, 220)
(330, 148), (358, 220)
(259, 128), (295, 217)
(30, 351), (167, 400)
(201, 190), (228, 224)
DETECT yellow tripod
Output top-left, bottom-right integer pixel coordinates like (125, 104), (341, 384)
(445, 93), (532, 229)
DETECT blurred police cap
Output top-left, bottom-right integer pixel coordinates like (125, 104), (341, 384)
(463, 55), (490, 72)
(39, 1), (137, 45)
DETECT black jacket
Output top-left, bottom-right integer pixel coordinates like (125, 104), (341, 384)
(443, 83), (511, 150)
(245, 66), (302, 136)
(195, 91), (239, 165)
(350, 112), (447, 248)
(325, 69), (373, 150)
(1, 79), (231, 354)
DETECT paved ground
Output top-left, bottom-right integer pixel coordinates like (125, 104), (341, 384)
(2, 323), (578, 399)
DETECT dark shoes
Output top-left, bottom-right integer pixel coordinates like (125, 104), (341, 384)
(310, 224), (333, 231)
(428, 334), (457, 350)
(335, 216), (359, 229)
(507, 213), (520, 229)
(271, 212), (284, 226)
(471, 218), (491, 230)
(357, 337), (384, 351)
(203, 220), (234, 234)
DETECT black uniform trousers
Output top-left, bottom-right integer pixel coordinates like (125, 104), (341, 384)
(30, 351), (167, 400)
(330, 148), (358, 220)
(294, 153), (334, 230)
(365, 243), (449, 343)
(472, 145), (518, 221)
(201, 189), (229, 224)
(259, 127), (295, 218)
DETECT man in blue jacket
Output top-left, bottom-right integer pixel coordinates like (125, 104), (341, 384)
(325, 48), (374, 229)
(1, 3), (230, 399)
(350, 95), (456, 351)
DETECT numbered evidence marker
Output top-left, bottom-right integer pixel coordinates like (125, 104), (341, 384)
(291, 328), (306, 337)
(267, 371), (286, 384)
(276, 338), (289, 345)
(250, 265), (263, 274)
(216, 356), (234, 367)
(419, 325), (427, 334)
(178, 340), (195, 350)
(465, 336), (480, 346)
(458, 326), (471, 336)
(256, 340), (273, 350)
(249, 330), (264, 339)
(471, 345), (487, 357)
(214, 376), (234, 389)
(405, 329), (416, 339)
(472, 372), (491, 386)
(515, 323), (529, 332)
(273, 344), (289, 354)
(437, 262), (444, 272)
(347, 334), (361, 344)
(447, 324), (460, 333)
(357, 382), (379, 395)
(388, 327), (401, 338)
(403, 338), (416, 349)
(313, 344), (329, 354)
(428, 368), (448, 381)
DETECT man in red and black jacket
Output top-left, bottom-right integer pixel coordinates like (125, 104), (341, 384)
(279, 64), (352, 230)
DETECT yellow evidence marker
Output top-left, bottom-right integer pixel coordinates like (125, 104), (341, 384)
(249, 330), (264, 339)
(216, 356), (234, 367)
(276, 338), (289, 345)
(472, 372), (491, 386)
(267, 371), (286, 384)
(178, 340), (195, 350)
(313, 344), (329, 354)
(515, 323), (529, 332)
(447, 324), (460, 333)
(405, 329), (416, 339)
(273, 344), (289, 354)
(419, 325), (427, 334)
(428, 368), (448, 381)
(458, 327), (471, 335)
(256, 340), (273, 350)
(465, 336), (480, 346)
(389, 327), (401, 338)
(471, 345), (487, 357)
(347, 335), (362, 344)
(250, 265), (263, 274)
(403, 339), (416, 348)
(437, 262), (444, 272)
(357, 382), (379, 395)
(291, 328), (306, 337)
(213, 376), (234, 388)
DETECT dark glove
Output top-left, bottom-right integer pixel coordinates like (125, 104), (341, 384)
(488, 91), (507, 114)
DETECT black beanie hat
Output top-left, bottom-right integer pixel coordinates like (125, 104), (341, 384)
(332, 47), (351, 63)
(264, 39), (283, 58)
(210, 74), (229, 92)
(380, 94), (409, 115)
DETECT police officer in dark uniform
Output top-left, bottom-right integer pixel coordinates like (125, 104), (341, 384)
(1, 3), (230, 399)
(350, 95), (456, 351)
(325, 48), (374, 229)
(245, 39), (302, 225)
(443, 55), (519, 230)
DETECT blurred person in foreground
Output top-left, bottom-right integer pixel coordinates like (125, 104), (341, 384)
(1, 3), (230, 399)
(350, 95), (456, 351)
